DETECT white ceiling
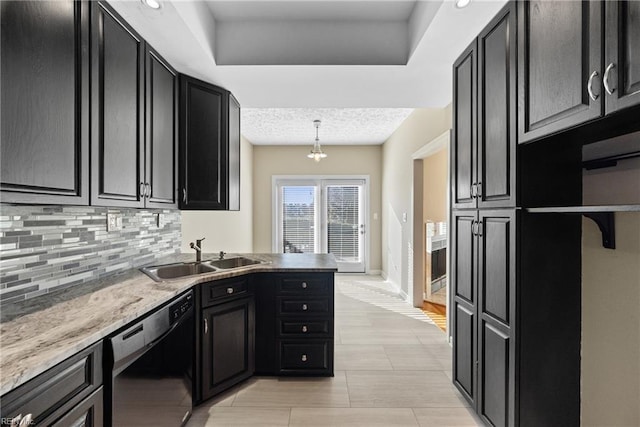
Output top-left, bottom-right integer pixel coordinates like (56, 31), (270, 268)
(108, 0), (508, 144)
(242, 108), (414, 145)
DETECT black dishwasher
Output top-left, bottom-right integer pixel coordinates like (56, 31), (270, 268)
(106, 290), (194, 427)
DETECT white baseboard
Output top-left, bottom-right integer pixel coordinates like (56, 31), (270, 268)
(367, 269), (382, 276)
(380, 270), (388, 280)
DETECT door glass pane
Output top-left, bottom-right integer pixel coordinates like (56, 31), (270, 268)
(282, 186), (316, 253)
(327, 186), (360, 263)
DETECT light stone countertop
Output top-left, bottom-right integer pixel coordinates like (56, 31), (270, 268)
(0, 253), (337, 395)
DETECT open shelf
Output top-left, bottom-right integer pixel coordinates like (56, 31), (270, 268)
(525, 205), (640, 213)
(525, 205), (640, 249)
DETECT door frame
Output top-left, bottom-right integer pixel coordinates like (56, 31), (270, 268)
(272, 175), (371, 274)
(411, 130), (451, 334)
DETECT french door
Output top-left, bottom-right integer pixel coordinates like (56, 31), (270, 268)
(275, 178), (367, 273)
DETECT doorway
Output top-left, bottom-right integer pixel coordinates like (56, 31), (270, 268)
(273, 176), (369, 273)
(412, 131), (450, 333)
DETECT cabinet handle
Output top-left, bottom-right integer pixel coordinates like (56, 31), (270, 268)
(587, 71), (599, 101)
(477, 182), (482, 198)
(603, 63), (616, 95)
(204, 318), (208, 335)
(470, 183), (477, 199)
(145, 183), (151, 198)
(477, 221), (483, 237)
(301, 354), (308, 362)
(302, 325), (308, 333)
(140, 182), (146, 198)
(471, 220), (477, 236)
(227, 287), (234, 294)
(301, 282), (308, 289)
(183, 188), (187, 203)
(302, 304), (308, 311)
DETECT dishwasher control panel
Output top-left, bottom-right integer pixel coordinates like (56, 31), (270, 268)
(170, 291), (193, 324)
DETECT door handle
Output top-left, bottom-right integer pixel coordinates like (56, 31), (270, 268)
(204, 318), (208, 335)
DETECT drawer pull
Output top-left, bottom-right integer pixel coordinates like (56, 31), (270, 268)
(302, 304), (308, 311)
(227, 287), (234, 294)
(302, 325), (308, 333)
(301, 282), (308, 289)
(301, 354), (308, 362)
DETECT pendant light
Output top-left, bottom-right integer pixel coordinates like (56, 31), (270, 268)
(307, 119), (327, 162)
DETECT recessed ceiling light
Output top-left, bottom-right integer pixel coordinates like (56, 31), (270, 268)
(455, 0), (471, 8)
(141, 0), (161, 10)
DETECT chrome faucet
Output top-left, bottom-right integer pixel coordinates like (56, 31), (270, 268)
(219, 251), (226, 260)
(189, 237), (205, 262)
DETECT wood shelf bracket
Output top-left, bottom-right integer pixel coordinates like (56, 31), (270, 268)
(583, 212), (616, 249)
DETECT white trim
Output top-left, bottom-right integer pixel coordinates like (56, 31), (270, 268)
(271, 174), (371, 274)
(410, 129), (451, 335)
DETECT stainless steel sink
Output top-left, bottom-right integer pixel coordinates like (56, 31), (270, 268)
(141, 262), (217, 281)
(205, 257), (262, 269)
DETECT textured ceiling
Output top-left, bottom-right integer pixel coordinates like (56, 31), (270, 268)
(242, 108), (414, 145)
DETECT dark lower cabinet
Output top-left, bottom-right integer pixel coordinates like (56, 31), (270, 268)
(451, 209), (581, 426)
(91, 1), (145, 208)
(255, 273), (334, 376)
(0, 0), (90, 205)
(0, 342), (102, 427)
(180, 75), (240, 210)
(199, 278), (254, 402)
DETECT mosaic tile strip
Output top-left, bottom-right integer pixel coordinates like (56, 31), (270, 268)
(0, 205), (181, 305)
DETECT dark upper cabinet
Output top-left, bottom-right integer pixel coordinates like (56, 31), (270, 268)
(0, 0), (90, 205)
(518, 0), (602, 143)
(452, 40), (477, 210)
(145, 46), (179, 209)
(91, 1), (145, 208)
(453, 2), (516, 209)
(604, 1), (640, 114)
(180, 75), (240, 210)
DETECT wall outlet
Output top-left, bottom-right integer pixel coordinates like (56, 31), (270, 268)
(106, 213), (123, 232)
(156, 213), (165, 228)
(402, 212), (408, 222)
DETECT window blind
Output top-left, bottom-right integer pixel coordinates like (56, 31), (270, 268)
(282, 186), (316, 253)
(327, 186), (360, 262)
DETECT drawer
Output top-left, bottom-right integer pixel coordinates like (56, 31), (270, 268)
(279, 341), (330, 371)
(277, 275), (330, 295)
(278, 297), (330, 315)
(279, 319), (331, 336)
(202, 277), (249, 307)
(0, 342), (102, 426)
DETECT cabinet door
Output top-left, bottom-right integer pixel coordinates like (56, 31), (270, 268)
(91, 1), (145, 207)
(604, 1), (640, 113)
(451, 211), (477, 405)
(201, 297), (254, 400)
(477, 210), (516, 427)
(1, 0), (89, 205)
(180, 75), (229, 210)
(518, 0), (602, 143)
(452, 41), (477, 209)
(478, 3), (516, 208)
(145, 46), (178, 208)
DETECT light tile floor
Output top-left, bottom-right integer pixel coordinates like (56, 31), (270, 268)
(187, 275), (480, 426)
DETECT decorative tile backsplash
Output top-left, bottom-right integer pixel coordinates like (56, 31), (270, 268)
(0, 205), (181, 305)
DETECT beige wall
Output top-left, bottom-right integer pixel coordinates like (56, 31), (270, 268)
(581, 161), (640, 426)
(423, 147), (448, 224)
(252, 145), (383, 271)
(381, 107), (451, 299)
(181, 136), (254, 254)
